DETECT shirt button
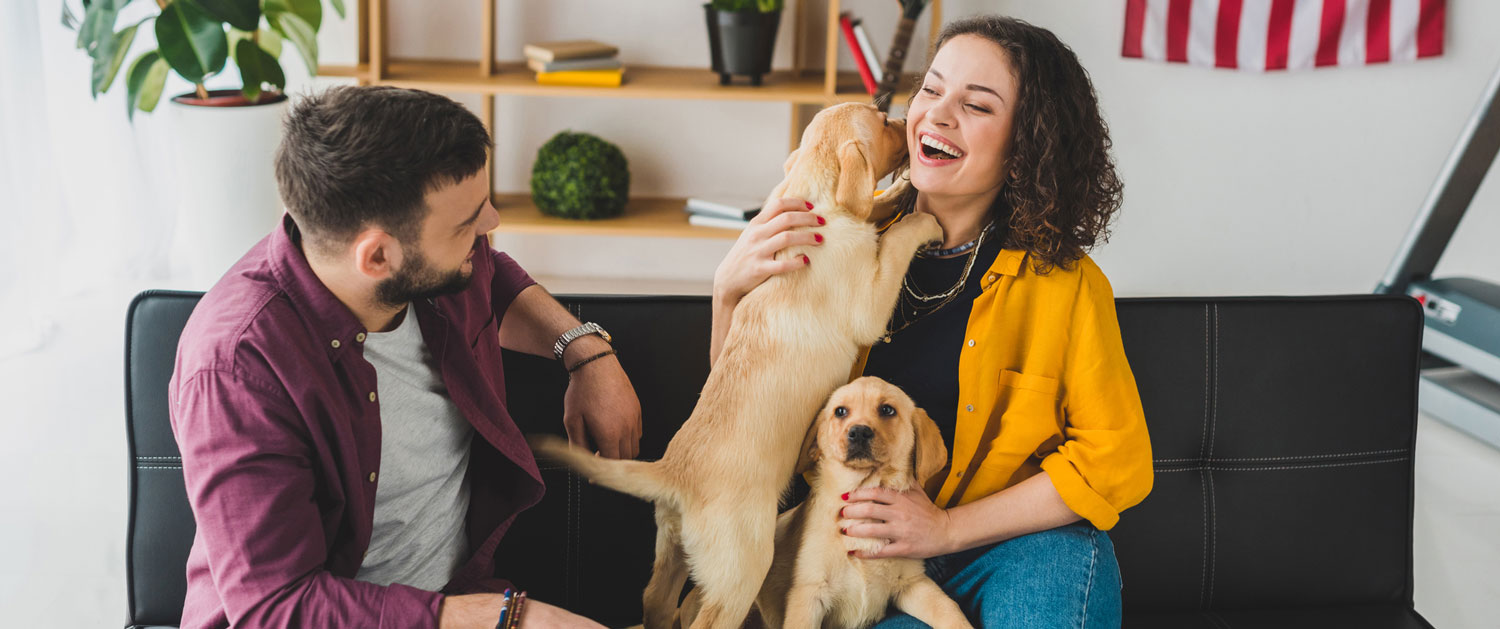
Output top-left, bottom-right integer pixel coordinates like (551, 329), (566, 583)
(966, 404), (975, 412)
(356, 333), (366, 342)
(368, 392), (377, 402)
(369, 472), (377, 482)
(987, 274), (997, 282)
(330, 339), (341, 349)
(967, 339), (976, 347)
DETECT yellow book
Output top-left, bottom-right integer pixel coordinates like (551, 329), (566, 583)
(535, 68), (625, 87)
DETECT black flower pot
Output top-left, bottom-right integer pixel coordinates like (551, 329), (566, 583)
(704, 5), (781, 86)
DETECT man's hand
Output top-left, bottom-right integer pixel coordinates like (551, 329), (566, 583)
(439, 594), (606, 629)
(562, 336), (642, 459)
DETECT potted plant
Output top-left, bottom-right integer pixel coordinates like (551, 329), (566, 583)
(704, 0), (782, 86)
(530, 131), (631, 220)
(64, 0), (344, 285)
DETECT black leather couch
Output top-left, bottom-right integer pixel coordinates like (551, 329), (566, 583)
(127, 291), (1435, 628)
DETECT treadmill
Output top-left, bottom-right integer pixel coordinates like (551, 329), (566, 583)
(1377, 61), (1500, 450)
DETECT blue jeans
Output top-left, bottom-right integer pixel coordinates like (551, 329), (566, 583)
(870, 522), (1122, 628)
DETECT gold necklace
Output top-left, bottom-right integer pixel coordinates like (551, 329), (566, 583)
(882, 219), (995, 343)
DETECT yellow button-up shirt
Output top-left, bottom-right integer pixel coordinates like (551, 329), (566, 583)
(855, 248), (1153, 530)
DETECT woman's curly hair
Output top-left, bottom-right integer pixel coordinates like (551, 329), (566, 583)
(894, 15), (1123, 275)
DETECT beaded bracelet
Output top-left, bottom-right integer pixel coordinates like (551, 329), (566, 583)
(565, 348), (617, 376)
(493, 589), (514, 629)
(506, 591), (528, 629)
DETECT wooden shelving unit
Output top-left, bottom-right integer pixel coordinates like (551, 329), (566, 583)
(325, 0), (941, 239)
(489, 193), (741, 240)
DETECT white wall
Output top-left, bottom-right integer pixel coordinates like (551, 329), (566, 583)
(3, 0), (1498, 626)
(316, 1), (1500, 297)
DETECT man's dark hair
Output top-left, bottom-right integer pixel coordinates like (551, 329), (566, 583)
(274, 86), (492, 254)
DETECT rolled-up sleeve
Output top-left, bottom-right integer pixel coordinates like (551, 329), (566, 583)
(1040, 265), (1154, 530)
(489, 246), (536, 321)
(172, 369), (443, 628)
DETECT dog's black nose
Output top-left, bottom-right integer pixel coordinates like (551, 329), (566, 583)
(848, 425), (874, 443)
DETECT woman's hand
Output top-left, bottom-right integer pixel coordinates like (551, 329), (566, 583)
(711, 197), (825, 306)
(841, 486), (959, 560)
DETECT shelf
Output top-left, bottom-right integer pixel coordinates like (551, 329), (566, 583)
(488, 193), (742, 240)
(317, 60), (914, 105)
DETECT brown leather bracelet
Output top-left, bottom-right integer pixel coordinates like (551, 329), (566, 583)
(565, 348), (617, 375)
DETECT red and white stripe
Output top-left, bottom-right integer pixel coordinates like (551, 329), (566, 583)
(1123, 0), (1445, 71)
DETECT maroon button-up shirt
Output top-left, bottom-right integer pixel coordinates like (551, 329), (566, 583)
(168, 215), (544, 628)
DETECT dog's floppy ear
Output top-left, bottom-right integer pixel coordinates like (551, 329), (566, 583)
(834, 139), (875, 218)
(795, 403), (827, 475)
(783, 147), (802, 174)
(910, 407), (949, 488)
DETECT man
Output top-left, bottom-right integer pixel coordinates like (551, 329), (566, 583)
(169, 86), (641, 628)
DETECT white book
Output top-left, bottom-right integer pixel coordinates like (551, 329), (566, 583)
(688, 214), (751, 231)
(852, 19), (884, 84)
(684, 196), (763, 221)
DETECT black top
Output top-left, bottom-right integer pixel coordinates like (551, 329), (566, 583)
(863, 231), (1003, 453)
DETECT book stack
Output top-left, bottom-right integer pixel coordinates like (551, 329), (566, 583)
(524, 40), (624, 87)
(683, 196), (763, 230)
(838, 12), (884, 95)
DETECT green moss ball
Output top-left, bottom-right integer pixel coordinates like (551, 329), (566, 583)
(530, 131), (631, 220)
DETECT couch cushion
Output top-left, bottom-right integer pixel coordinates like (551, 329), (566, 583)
(1124, 604), (1434, 628)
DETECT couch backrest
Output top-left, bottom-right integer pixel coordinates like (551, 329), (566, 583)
(125, 290), (202, 628)
(125, 292), (1421, 627)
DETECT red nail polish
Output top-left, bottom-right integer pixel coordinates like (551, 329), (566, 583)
(802, 254), (810, 265)
(841, 492), (849, 500)
(848, 550), (855, 556)
(805, 201), (814, 210)
(817, 216), (826, 225)
(840, 527), (847, 535)
(839, 506), (845, 518)
(814, 234), (823, 243)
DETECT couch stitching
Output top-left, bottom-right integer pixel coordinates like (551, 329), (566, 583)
(1208, 465), (1218, 607)
(1208, 304), (1219, 608)
(1156, 456), (1410, 473)
(1154, 447), (1408, 464)
(1199, 304), (1209, 610)
(1199, 470), (1208, 609)
(1200, 305), (1209, 464)
(137, 466), (183, 470)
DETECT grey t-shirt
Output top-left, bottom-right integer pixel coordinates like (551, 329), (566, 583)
(355, 305), (473, 590)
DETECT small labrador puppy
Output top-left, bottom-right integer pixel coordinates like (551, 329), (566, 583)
(692, 377), (974, 629)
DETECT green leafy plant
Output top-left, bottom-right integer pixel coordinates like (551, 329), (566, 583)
(709, 0), (783, 12)
(530, 132), (631, 221)
(62, 0), (344, 120)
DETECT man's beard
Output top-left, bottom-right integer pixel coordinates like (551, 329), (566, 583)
(375, 245), (473, 308)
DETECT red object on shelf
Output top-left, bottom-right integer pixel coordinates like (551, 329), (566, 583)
(839, 12), (877, 95)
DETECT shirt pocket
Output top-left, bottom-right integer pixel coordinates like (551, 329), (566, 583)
(981, 369), (1065, 465)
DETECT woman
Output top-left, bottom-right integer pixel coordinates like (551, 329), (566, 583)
(710, 16), (1152, 628)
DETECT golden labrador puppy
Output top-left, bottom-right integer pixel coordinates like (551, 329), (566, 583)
(753, 377), (973, 629)
(531, 103), (944, 629)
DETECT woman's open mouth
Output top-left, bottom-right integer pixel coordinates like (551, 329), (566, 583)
(918, 132), (965, 166)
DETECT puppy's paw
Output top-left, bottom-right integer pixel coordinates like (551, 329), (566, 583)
(525, 434), (574, 460)
(891, 211), (944, 249)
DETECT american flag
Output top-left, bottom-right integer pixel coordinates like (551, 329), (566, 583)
(1122, 0), (1446, 71)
